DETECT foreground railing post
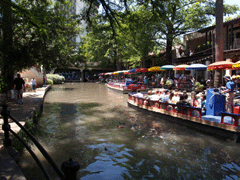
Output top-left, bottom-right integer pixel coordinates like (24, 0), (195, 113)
(61, 158), (80, 180)
(1, 103), (12, 147)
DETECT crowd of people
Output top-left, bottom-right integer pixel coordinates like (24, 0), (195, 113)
(132, 73), (240, 115)
(134, 88), (206, 114)
(140, 72), (206, 92)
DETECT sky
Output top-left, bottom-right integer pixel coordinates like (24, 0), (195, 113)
(225, 0), (240, 6)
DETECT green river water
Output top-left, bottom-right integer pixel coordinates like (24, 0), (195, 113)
(19, 83), (240, 180)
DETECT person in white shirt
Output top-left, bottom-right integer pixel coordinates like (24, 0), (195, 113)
(171, 91), (180, 104)
(31, 78), (37, 92)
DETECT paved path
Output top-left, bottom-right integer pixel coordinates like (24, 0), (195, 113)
(0, 86), (50, 180)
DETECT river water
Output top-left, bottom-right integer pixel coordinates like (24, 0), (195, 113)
(19, 83), (240, 180)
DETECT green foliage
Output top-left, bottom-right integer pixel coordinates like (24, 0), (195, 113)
(46, 79), (53, 85)
(196, 41), (211, 51)
(0, 0), (82, 92)
(12, 118), (36, 154)
(79, 0), (239, 67)
(46, 74), (65, 84)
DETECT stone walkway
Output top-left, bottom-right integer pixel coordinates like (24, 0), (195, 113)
(0, 86), (50, 180)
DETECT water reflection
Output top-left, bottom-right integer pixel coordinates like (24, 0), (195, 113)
(19, 83), (240, 180)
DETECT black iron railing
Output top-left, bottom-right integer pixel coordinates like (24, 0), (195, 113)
(1, 103), (80, 180)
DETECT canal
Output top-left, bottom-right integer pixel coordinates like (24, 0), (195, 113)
(19, 83), (240, 180)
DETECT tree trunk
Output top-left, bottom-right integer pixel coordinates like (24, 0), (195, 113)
(214, 0), (223, 88)
(113, 48), (117, 71)
(166, 37), (173, 65)
(1, 0), (14, 95)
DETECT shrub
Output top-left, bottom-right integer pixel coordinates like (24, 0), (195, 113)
(46, 79), (53, 85)
(46, 74), (65, 84)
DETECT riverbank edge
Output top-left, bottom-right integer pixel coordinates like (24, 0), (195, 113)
(0, 85), (51, 180)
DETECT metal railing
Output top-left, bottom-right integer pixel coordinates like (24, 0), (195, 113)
(1, 103), (80, 180)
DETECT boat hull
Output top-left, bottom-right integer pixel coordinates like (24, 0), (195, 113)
(107, 83), (146, 94)
(128, 98), (240, 142)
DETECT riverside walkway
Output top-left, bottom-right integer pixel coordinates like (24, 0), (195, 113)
(0, 86), (50, 180)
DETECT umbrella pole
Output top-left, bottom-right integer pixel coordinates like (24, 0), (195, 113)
(222, 69), (223, 86)
(196, 71), (198, 83)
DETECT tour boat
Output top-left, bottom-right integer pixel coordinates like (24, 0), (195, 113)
(128, 92), (240, 142)
(107, 81), (146, 94)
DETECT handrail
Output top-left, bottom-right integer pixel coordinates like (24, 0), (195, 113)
(7, 113), (65, 179)
(9, 128), (51, 180)
(1, 103), (80, 180)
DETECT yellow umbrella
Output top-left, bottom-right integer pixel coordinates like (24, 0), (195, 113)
(232, 61), (240, 69)
(113, 71), (122, 75)
(148, 66), (165, 72)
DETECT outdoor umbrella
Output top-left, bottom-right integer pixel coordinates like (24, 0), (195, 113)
(160, 65), (175, 70)
(135, 68), (149, 72)
(173, 64), (189, 71)
(185, 64), (207, 81)
(128, 69), (137, 73)
(105, 72), (113, 76)
(207, 61), (234, 71)
(118, 70), (129, 74)
(207, 61), (234, 84)
(232, 60), (240, 69)
(113, 71), (120, 75)
(148, 66), (165, 72)
(160, 65), (175, 77)
(185, 64), (207, 71)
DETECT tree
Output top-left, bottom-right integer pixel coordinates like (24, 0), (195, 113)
(0, 0), (82, 93)
(214, 0), (224, 88)
(136, 0), (239, 64)
(80, 4), (159, 70)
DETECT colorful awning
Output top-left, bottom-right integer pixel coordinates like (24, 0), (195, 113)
(185, 64), (207, 71)
(160, 65), (175, 70)
(232, 61), (240, 69)
(128, 69), (137, 73)
(207, 61), (234, 71)
(105, 72), (113, 75)
(173, 64), (189, 71)
(135, 68), (149, 72)
(148, 66), (165, 72)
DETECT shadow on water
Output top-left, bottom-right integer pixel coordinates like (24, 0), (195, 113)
(18, 83), (240, 180)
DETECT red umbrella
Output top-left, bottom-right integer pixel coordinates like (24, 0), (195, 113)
(207, 61), (234, 70)
(135, 68), (149, 72)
